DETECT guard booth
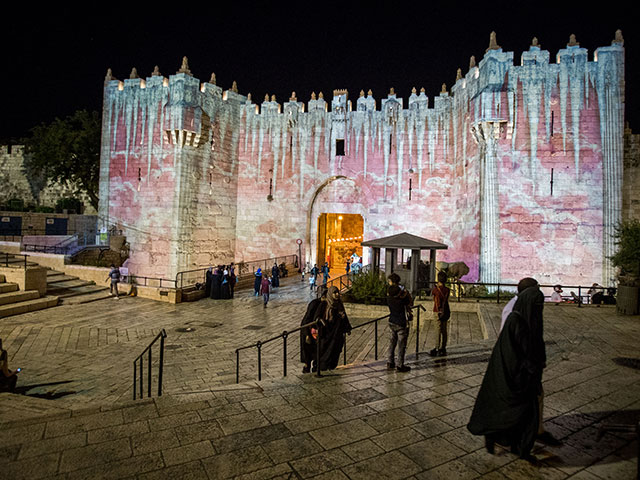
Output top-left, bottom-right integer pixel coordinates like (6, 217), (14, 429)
(362, 232), (448, 296)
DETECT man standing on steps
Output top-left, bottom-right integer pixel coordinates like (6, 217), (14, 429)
(386, 273), (413, 373)
(106, 264), (121, 299)
(428, 271), (450, 357)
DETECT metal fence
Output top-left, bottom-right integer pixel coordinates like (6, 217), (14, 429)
(175, 254), (299, 290)
(234, 304), (427, 383)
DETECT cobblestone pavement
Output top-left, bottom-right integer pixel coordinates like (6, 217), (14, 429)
(0, 275), (638, 479)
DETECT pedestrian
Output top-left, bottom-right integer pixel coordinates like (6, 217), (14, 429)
(211, 266), (222, 299)
(428, 271), (450, 356)
(271, 263), (280, 288)
(229, 263), (236, 299)
(467, 286), (548, 462)
(106, 264), (121, 299)
(300, 290), (326, 373)
(313, 286), (352, 370)
(550, 285), (564, 303)
(345, 259), (351, 275)
(322, 262), (330, 286)
(221, 266), (231, 299)
(310, 264), (319, 291)
(205, 267), (213, 297)
(253, 268), (262, 296)
(500, 277), (561, 448)
(386, 273), (413, 372)
(260, 274), (271, 308)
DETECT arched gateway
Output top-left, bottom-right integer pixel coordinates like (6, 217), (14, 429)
(306, 176), (366, 268)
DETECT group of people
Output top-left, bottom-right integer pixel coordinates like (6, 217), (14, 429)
(206, 264), (236, 299)
(306, 262), (331, 291)
(297, 268), (559, 463)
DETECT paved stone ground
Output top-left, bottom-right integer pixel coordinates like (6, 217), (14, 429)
(0, 274), (638, 479)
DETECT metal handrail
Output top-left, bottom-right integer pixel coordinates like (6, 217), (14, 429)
(174, 254), (299, 290)
(315, 271), (353, 297)
(234, 304), (426, 384)
(133, 329), (167, 399)
(0, 252), (29, 268)
(429, 281), (617, 308)
(128, 275), (177, 289)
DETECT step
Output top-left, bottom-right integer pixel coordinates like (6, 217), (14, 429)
(0, 282), (19, 294)
(58, 290), (114, 305)
(56, 285), (109, 299)
(0, 290), (40, 306)
(46, 269), (65, 277)
(47, 279), (95, 291)
(0, 295), (59, 318)
(46, 275), (81, 284)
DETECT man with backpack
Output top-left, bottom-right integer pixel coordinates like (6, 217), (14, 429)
(106, 264), (121, 299)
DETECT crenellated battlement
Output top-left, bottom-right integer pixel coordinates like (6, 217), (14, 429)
(103, 31), (624, 119)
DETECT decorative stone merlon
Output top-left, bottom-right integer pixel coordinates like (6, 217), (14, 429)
(264, 94), (270, 102)
(359, 90), (365, 97)
(209, 73), (216, 84)
(105, 68), (115, 83)
(333, 89), (348, 96)
(130, 68), (139, 79)
(318, 92), (324, 99)
(469, 56), (476, 69)
(486, 31), (501, 52)
(311, 92), (316, 100)
(613, 29), (624, 45)
(290, 91), (297, 101)
(531, 37), (540, 48)
(441, 83), (447, 94)
(456, 69), (462, 81)
(420, 87), (425, 93)
(177, 57), (192, 76)
(411, 87), (417, 94)
(271, 94), (276, 102)
(389, 87), (395, 96)
(367, 89), (373, 96)
(568, 34), (579, 47)
(152, 66), (162, 77)
(231, 81), (238, 93)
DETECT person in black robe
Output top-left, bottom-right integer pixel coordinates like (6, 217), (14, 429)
(271, 264), (280, 288)
(211, 267), (222, 299)
(467, 286), (546, 461)
(300, 292), (324, 373)
(205, 267), (213, 298)
(221, 267), (231, 299)
(316, 286), (352, 371)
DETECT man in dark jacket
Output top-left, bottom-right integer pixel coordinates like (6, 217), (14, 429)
(386, 273), (413, 372)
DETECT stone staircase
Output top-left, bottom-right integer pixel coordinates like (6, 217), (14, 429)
(0, 274), (58, 318)
(45, 269), (112, 305)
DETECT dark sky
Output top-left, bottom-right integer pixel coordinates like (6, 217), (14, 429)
(2, 2), (636, 142)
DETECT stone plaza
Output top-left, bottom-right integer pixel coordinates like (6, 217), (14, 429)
(1, 275), (638, 479)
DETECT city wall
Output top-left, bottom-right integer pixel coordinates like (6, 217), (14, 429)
(99, 33), (626, 286)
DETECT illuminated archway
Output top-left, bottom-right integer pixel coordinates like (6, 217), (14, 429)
(305, 176), (366, 268)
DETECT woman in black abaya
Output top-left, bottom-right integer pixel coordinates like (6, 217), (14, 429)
(467, 286), (546, 461)
(300, 286), (352, 372)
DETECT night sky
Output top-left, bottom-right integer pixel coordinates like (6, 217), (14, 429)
(2, 3), (636, 142)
